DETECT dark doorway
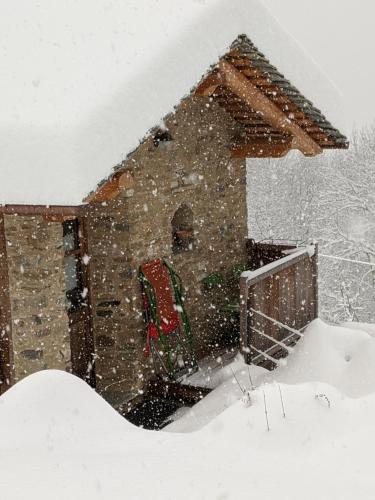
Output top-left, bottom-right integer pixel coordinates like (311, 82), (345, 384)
(62, 218), (95, 388)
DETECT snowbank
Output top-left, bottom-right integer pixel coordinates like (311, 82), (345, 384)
(266, 319), (375, 398)
(1, 369), (375, 499)
(2, 320), (375, 499)
(0, 370), (134, 448)
(168, 319), (375, 432)
(0, 0), (345, 205)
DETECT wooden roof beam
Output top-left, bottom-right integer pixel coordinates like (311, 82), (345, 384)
(0, 205), (81, 216)
(231, 141), (291, 159)
(195, 71), (223, 97)
(218, 60), (322, 157)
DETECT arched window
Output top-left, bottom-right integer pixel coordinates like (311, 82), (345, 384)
(171, 204), (194, 253)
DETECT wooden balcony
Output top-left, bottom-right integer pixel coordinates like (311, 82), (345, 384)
(240, 240), (318, 368)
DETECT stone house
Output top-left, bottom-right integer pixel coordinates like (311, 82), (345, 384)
(0, 2), (347, 407)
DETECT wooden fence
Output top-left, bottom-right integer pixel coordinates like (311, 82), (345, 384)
(240, 243), (318, 368)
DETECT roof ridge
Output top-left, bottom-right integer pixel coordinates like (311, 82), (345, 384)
(229, 34), (348, 147)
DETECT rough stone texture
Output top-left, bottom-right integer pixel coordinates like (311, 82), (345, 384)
(4, 215), (70, 381)
(0, 214), (13, 392)
(86, 95), (248, 404)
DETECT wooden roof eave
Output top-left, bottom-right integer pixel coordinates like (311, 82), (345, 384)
(0, 204), (83, 222)
(86, 52), (331, 203)
(0, 205), (82, 216)
(196, 59), (323, 158)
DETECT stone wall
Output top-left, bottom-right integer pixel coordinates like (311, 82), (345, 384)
(3, 215), (70, 381)
(86, 95), (248, 404)
(83, 202), (139, 404)
(0, 214), (13, 392)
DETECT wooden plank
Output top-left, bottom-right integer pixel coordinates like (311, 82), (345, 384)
(231, 142), (291, 159)
(241, 244), (318, 366)
(245, 250), (310, 288)
(276, 267), (286, 338)
(249, 279), (267, 353)
(278, 267), (290, 336)
(241, 68), (271, 80)
(305, 253), (317, 323)
(240, 275), (250, 363)
(219, 59), (322, 157)
(268, 273), (280, 341)
(305, 259), (314, 324)
(294, 260), (304, 330)
(312, 244), (319, 319)
(288, 264), (297, 329)
(195, 71), (223, 96)
(243, 130), (290, 140)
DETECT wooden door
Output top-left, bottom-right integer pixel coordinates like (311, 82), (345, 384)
(69, 307), (94, 385)
(63, 218), (95, 388)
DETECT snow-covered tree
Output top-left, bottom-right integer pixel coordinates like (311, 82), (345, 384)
(247, 124), (375, 323)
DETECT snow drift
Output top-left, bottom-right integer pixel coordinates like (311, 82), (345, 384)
(0, 370), (133, 449)
(2, 320), (375, 499)
(266, 319), (375, 398)
(168, 319), (375, 432)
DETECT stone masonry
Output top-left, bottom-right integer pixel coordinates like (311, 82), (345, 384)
(3, 215), (70, 381)
(86, 95), (248, 404)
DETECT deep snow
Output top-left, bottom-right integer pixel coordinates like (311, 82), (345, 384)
(1, 320), (375, 499)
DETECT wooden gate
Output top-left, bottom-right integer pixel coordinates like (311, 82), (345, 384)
(240, 244), (318, 367)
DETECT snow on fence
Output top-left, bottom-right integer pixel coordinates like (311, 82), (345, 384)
(240, 243), (318, 367)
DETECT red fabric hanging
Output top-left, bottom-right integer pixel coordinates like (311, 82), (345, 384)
(140, 259), (180, 355)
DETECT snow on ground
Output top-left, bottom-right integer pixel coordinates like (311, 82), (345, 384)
(2, 320), (375, 499)
(264, 319), (375, 398)
(168, 319), (375, 432)
(342, 321), (375, 337)
(0, 0), (345, 205)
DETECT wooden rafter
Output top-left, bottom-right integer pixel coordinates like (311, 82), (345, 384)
(218, 60), (322, 157)
(231, 141), (291, 159)
(0, 205), (81, 216)
(194, 70), (222, 97)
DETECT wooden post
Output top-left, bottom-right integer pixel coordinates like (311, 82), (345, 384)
(239, 275), (251, 364)
(312, 243), (319, 319)
(240, 246), (316, 367)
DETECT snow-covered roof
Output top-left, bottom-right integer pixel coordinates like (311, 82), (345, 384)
(0, 0), (347, 206)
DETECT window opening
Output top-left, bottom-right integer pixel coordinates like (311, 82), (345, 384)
(172, 204), (194, 253)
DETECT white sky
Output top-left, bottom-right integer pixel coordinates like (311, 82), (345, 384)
(0, 0), (345, 205)
(262, 0), (374, 129)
